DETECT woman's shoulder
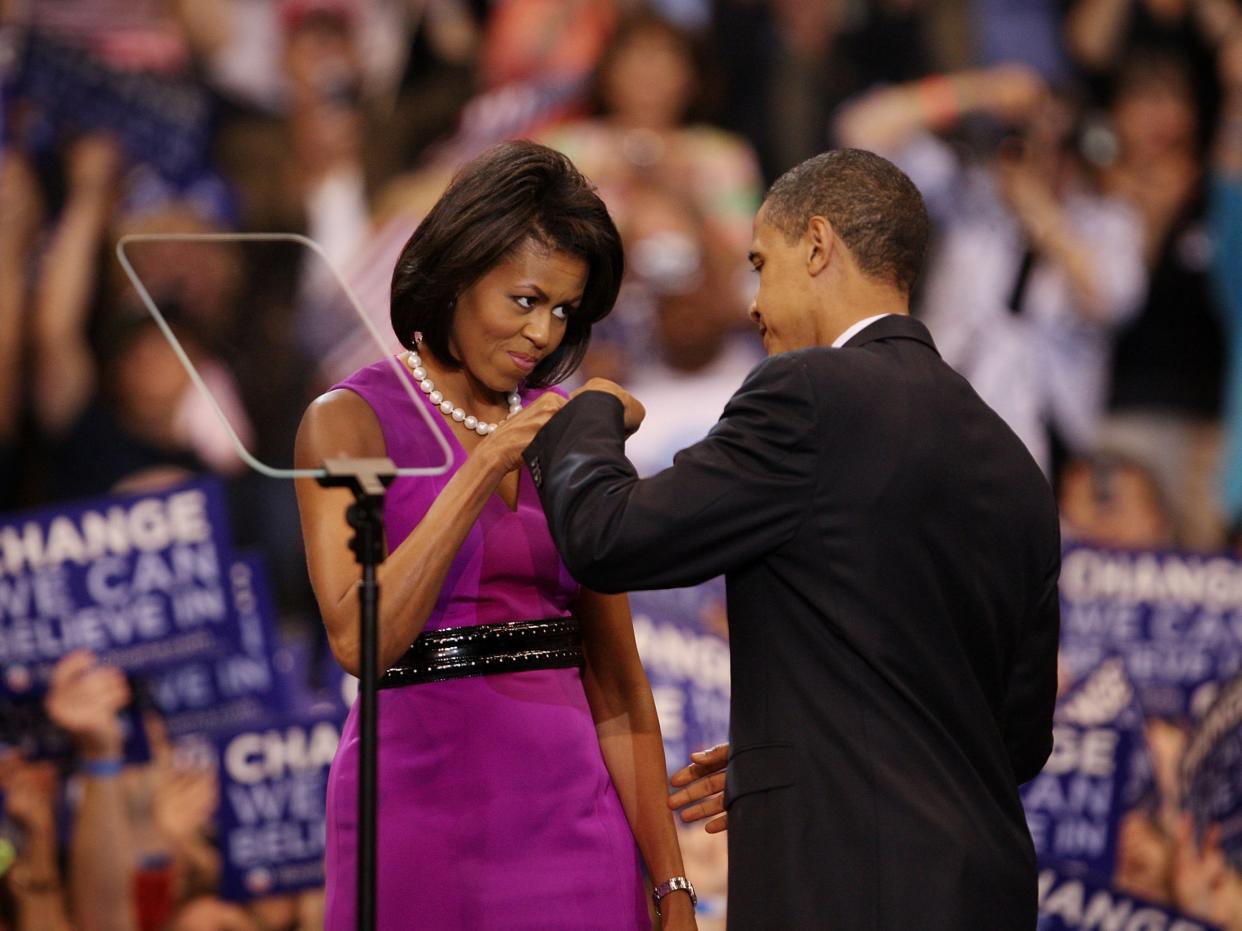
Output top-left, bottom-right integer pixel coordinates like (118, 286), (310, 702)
(295, 385), (385, 466)
(299, 357), (407, 449)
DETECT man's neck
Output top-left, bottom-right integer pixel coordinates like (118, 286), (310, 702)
(815, 271), (910, 347)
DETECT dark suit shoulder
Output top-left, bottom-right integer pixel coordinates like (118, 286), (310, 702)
(771, 344), (909, 416)
(731, 348), (816, 394)
(714, 351), (820, 431)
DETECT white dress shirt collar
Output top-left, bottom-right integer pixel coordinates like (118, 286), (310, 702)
(831, 314), (893, 349)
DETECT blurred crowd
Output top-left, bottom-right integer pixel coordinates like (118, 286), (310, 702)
(5, 0), (1242, 929)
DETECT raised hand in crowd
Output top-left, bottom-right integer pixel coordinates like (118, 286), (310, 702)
(45, 651), (131, 761)
(668, 743), (729, 835)
(1217, 25), (1242, 174)
(995, 134), (1113, 322)
(151, 739), (221, 900)
(31, 133), (124, 439)
(0, 152), (44, 455)
(1170, 810), (1242, 927)
(0, 754), (72, 931)
(45, 651), (138, 931)
(1067, 0), (1241, 72)
(834, 63), (1046, 152)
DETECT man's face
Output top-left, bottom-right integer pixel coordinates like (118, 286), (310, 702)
(747, 207), (817, 355)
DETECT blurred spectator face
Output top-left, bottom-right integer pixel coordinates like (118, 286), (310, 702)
(599, 20), (696, 129)
(1145, 0), (1190, 20)
(1112, 63), (1199, 161)
(283, 9), (361, 108)
(1021, 90), (1080, 163)
(624, 185), (730, 371)
(167, 895), (262, 931)
(105, 324), (192, 444)
(247, 894), (298, 931)
(1059, 456), (1174, 548)
(769, 0), (845, 55)
(113, 207), (243, 341)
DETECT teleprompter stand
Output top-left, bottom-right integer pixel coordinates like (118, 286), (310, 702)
(317, 457), (397, 931)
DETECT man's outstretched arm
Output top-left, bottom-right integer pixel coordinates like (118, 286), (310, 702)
(525, 352), (821, 593)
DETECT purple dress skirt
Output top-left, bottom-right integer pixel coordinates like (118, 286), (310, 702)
(323, 360), (651, 931)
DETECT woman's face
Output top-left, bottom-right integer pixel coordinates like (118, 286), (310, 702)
(447, 238), (588, 393)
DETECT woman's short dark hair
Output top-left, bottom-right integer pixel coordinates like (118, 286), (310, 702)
(390, 140), (623, 387)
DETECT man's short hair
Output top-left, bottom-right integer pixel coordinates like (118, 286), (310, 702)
(763, 148), (929, 295)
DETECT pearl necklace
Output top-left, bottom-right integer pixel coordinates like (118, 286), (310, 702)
(403, 349), (522, 437)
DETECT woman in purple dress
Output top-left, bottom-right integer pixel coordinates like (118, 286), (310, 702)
(294, 142), (697, 930)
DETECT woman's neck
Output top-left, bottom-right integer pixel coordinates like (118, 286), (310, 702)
(419, 348), (511, 420)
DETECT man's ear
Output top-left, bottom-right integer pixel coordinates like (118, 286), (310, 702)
(806, 216), (835, 277)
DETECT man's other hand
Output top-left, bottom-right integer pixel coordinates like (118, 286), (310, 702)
(669, 743), (729, 834)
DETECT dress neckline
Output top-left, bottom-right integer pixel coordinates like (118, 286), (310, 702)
(399, 356), (527, 514)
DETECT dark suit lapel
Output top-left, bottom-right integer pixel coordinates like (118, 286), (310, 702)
(842, 314), (939, 355)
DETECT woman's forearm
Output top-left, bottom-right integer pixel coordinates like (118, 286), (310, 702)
(317, 447), (508, 674)
(576, 589), (687, 889)
(593, 687), (687, 884)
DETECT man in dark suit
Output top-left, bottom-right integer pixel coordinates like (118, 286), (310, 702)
(524, 149), (1060, 930)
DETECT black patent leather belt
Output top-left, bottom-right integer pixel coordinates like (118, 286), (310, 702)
(379, 617), (583, 688)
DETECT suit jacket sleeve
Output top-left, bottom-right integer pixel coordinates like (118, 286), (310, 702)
(525, 352), (820, 593)
(1003, 551), (1061, 783)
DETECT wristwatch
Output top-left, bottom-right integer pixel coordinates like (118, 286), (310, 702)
(652, 875), (697, 918)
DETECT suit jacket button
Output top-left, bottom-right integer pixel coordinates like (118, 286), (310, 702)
(530, 460), (543, 487)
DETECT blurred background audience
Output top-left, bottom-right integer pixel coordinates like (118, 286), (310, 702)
(5, 0), (1242, 929)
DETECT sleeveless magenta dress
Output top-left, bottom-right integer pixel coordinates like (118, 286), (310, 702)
(322, 359), (649, 930)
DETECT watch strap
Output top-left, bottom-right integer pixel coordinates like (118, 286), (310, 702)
(652, 875), (697, 918)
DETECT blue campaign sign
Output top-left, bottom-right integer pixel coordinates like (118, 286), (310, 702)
(1023, 661), (1143, 878)
(0, 480), (243, 693)
(8, 32), (213, 186)
(1037, 862), (1219, 931)
(1059, 545), (1242, 719)
(144, 555), (286, 737)
(266, 628), (354, 724)
(214, 711), (342, 901)
(1055, 658), (1153, 810)
(629, 580), (730, 772)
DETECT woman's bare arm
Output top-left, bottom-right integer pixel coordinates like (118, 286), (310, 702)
(294, 387), (566, 675)
(576, 588), (696, 929)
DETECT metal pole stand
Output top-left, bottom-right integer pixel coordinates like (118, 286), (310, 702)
(317, 457), (397, 931)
